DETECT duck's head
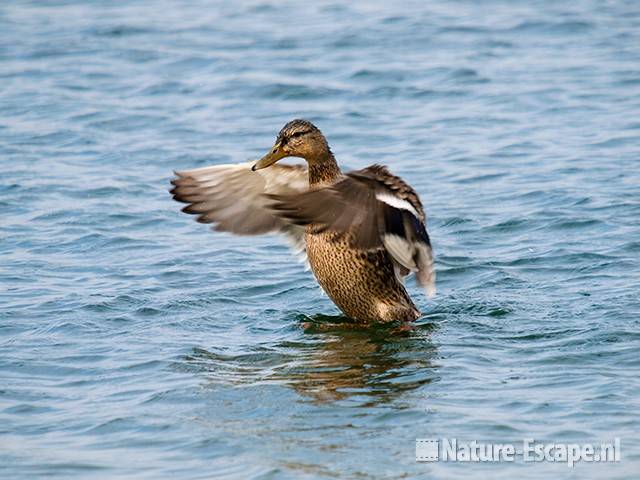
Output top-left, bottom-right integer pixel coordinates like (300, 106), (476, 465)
(252, 119), (330, 171)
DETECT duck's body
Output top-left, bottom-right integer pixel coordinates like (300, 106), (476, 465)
(171, 119), (434, 323)
(306, 231), (420, 322)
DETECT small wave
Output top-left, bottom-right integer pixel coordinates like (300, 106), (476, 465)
(507, 20), (594, 35)
(259, 83), (346, 100)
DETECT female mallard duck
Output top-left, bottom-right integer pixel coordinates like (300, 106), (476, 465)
(170, 119), (435, 322)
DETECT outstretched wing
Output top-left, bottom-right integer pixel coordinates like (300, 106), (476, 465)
(266, 164), (435, 296)
(170, 161), (309, 251)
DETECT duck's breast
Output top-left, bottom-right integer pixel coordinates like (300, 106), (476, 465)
(305, 231), (418, 321)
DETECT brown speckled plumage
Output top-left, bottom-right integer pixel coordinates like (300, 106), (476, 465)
(170, 119), (434, 323)
(306, 232), (421, 322)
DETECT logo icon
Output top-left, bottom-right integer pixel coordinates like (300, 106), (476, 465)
(416, 439), (439, 462)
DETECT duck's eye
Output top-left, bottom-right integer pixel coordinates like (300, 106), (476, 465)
(290, 130), (311, 139)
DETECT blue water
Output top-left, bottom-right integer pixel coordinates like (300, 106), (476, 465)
(1, 1), (639, 478)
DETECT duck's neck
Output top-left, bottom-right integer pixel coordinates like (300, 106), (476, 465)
(308, 150), (341, 185)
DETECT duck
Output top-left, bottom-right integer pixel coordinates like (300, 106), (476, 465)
(170, 119), (435, 323)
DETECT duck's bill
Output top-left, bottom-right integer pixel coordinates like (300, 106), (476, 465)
(252, 143), (287, 171)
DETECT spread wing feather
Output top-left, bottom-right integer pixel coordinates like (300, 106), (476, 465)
(170, 161), (308, 252)
(266, 164), (435, 296)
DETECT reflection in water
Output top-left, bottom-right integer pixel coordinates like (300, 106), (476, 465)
(185, 315), (440, 404)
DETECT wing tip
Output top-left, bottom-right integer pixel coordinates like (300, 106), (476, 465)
(425, 281), (437, 298)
